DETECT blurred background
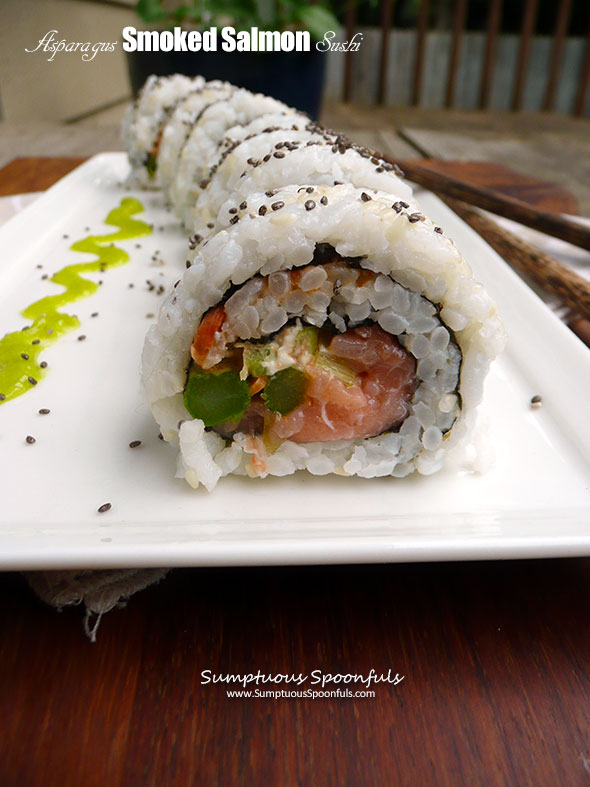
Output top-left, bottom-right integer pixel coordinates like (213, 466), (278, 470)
(1, 0), (588, 123)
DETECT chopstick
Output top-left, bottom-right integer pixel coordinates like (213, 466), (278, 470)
(392, 159), (590, 252)
(443, 197), (590, 344)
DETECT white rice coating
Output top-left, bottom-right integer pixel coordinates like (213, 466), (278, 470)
(195, 125), (338, 230)
(122, 74), (204, 188)
(168, 89), (297, 228)
(142, 184), (505, 491)
(195, 138), (414, 237)
(158, 81), (235, 195)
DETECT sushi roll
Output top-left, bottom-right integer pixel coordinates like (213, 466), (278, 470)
(122, 73), (206, 188)
(157, 81), (236, 195)
(193, 121), (338, 231)
(195, 131), (414, 239)
(142, 184), (505, 491)
(168, 88), (301, 228)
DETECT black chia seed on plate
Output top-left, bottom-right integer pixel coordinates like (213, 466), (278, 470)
(97, 503), (112, 513)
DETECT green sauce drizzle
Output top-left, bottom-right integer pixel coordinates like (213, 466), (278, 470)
(0, 197), (152, 404)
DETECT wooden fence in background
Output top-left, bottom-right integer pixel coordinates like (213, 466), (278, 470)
(342, 0), (590, 115)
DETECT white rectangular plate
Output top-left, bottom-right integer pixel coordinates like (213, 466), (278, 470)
(1, 154), (589, 569)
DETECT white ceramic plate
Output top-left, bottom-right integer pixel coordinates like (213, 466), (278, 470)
(1, 154), (589, 569)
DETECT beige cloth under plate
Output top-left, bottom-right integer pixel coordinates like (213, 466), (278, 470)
(25, 569), (169, 641)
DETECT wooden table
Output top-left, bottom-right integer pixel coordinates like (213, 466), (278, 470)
(1, 157), (590, 786)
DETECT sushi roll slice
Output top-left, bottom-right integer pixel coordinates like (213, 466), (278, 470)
(122, 73), (205, 188)
(142, 184), (505, 491)
(168, 88), (300, 228)
(157, 81), (235, 195)
(195, 132), (414, 239)
(194, 121), (339, 231)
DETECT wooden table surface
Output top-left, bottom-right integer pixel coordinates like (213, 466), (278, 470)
(1, 157), (590, 786)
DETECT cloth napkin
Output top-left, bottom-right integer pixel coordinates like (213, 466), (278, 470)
(2, 192), (588, 640)
(25, 569), (169, 641)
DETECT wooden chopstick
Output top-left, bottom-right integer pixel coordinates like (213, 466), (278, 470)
(392, 159), (590, 252)
(443, 197), (590, 342)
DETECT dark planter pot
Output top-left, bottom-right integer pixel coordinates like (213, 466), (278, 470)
(126, 48), (326, 119)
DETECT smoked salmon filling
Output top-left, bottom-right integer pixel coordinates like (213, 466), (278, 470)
(184, 254), (462, 451)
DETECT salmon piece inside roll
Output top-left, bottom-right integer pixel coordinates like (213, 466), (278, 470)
(183, 251), (457, 470)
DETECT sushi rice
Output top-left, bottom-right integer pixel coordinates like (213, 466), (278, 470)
(167, 88), (300, 228)
(122, 73), (205, 188)
(157, 81), (235, 195)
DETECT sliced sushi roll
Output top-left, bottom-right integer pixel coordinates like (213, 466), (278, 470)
(195, 132), (414, 238)
(202, 109), (311, 195)
(194, 121), (338, 231)
(168, 89), (300, 228)
(158, 81), (235, 195)
(142, 184), (505, 491)
(122, 73), (205, 188)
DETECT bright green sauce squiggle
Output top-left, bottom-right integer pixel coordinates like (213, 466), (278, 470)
(0, 197), (152, 404)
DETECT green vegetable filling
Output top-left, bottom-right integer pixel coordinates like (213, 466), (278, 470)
(184, 324), (357, 429)
(184, 367), (251, 427)
(315, 351), (357, 386)
(262, 366), (309, 415)
(242, 344), (271, 378)
(146, 153), (157, 178)
(296, 326), (319, 355)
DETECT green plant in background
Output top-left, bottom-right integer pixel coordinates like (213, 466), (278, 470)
(135, 0), (340, 41)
